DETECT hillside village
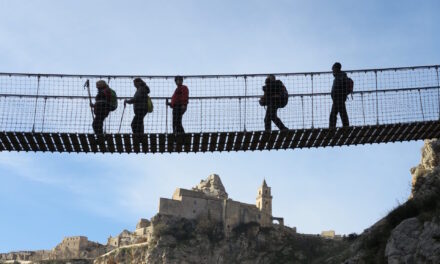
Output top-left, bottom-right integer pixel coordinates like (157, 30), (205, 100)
(1, 174), (317, 263)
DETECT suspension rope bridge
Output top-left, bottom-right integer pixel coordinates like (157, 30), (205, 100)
(0, 65), (439, 154)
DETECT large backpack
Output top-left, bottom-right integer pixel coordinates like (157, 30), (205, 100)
(279, 82), (289, 108)
(346, 77), (354, 99)
(108, 88), (118, 111)
(147, 96), (154, 113)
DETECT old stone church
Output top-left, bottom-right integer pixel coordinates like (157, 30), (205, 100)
(158, 174), (284, 233)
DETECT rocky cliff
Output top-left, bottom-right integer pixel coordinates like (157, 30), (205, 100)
(95, 214), (347, 264)
(338, 139), (440, 264)
(192, 174), (228, 199)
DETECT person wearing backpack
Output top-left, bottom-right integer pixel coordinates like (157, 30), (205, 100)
(329, 62), (350, 128)
(166, 76), (189, 134)
(90, 80), (114, 134)
(124, 78), (150, 134)
(260, 74), (288, 132)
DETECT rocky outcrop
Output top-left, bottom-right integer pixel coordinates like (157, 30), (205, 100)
(339, 139), (440, 263)
(385, 217), (440, 264)
(383, 139), (440, 263)
(411, 139), (440, 198)
(192, 174), (228, 199)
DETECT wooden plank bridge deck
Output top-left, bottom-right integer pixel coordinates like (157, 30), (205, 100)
(1, 121), (438, 154)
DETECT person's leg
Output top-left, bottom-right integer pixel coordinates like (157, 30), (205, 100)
(93, 106), (105, 134)
(92, 116), (103, 134)
(131, 114), (142, 134)
(329, 102), (338, 128)
(133, 109), (147, 134)
(271, 107), (287, 130)
(139, 111), (147, 133)
(175, 106), (185, 134)
(172, 107), (178, 134)
(339, 102), (349, 127)
(180, 107), (186, 133)
(264, 105), (272, 131)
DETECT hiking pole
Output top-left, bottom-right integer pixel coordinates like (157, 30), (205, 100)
(118, 103), (126, 133)
(84, 79), (95, 119)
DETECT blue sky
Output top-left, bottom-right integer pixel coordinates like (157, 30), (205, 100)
(1, 0), (439, 252)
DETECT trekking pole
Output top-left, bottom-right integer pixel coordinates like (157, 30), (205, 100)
(118, 103), (126, 133)
(84, 79), (95, 119)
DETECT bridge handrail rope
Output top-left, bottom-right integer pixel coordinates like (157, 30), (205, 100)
(0, 86), (438, 100)
(1, 64), (438, 79)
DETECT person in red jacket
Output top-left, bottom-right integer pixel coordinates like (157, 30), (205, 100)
(167, 76), (189, 134)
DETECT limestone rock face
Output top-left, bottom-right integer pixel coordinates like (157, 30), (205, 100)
(192, 174), (228, 199)
(385, 217), (440, 264)
(411, 139), (440, 197)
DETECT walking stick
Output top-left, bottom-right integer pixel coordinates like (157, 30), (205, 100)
(118, 103), (126, 133)
(84, 79), (95, 119)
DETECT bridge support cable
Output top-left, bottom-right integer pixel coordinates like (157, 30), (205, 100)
(375, 71), (379, 125)
(436, 66), (440, 120)
(311, 74), (314, 128)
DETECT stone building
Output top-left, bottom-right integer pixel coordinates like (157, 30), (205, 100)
(134, 218), (151, 236)
(51, 236), (106, 259)
(321, 230), (342, 240)
(107, 219), (153, 248)
(0, 236), (104, 262)
(158, 174), (283, 234)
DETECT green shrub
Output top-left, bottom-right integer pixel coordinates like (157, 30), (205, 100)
(152, 217), (195, 241)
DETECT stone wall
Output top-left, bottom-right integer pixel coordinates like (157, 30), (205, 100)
(159, 195), (224, 221)
(56, 236), (88, 252)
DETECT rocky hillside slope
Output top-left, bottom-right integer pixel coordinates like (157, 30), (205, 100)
(95, 214), (348, 264)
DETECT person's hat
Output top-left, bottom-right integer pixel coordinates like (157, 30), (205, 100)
(133, 78), (146, 86)
(96, 80), (108, 89)
(332, 62), (342, 70)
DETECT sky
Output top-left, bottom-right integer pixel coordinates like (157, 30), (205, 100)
(1, 0), (440, 252)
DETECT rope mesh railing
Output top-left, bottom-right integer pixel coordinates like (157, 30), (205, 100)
(0, 65), (439, 135)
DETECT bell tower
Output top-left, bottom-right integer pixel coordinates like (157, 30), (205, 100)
(256, 180), (272, 216)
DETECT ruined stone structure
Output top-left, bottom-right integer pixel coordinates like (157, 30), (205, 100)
(158, 174), (283, 233)
(321, 230), (342, 240)
(107, 219), (153, 248)
(134, 218), (151, 236)
(0, 236), (104, 262)
(51, 236), (106, 259)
